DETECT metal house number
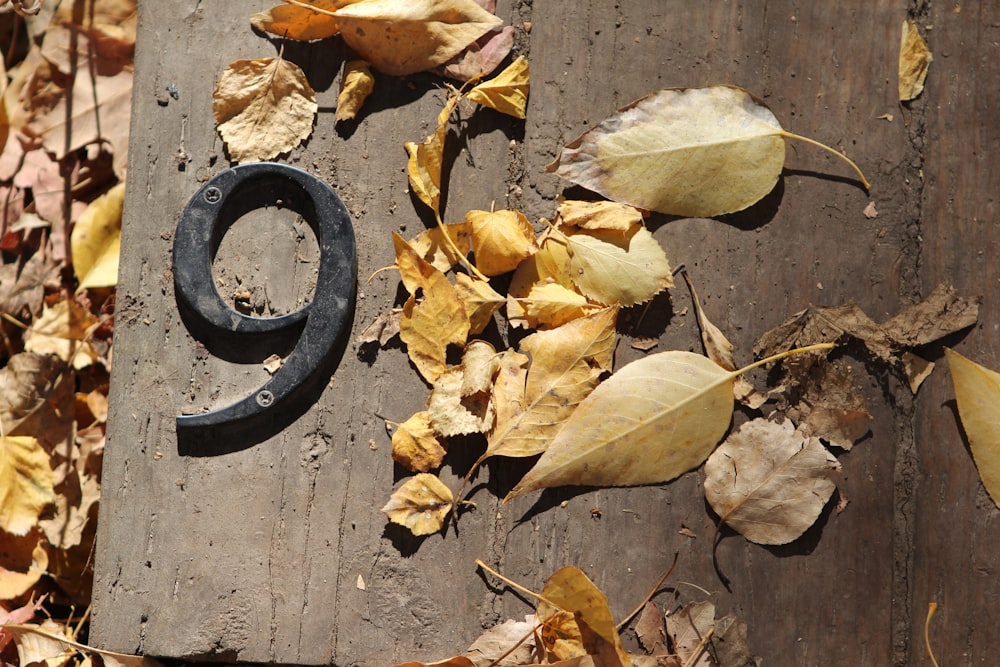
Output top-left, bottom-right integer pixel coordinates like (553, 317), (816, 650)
(172, 163), (356, 434)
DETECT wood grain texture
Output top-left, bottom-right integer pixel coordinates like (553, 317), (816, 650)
(90, 1), (998, 666)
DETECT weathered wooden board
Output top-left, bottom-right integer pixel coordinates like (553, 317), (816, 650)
(91, 1), (1000, 666)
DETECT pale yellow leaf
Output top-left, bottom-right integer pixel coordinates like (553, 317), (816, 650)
(467, 209), (538, 276)
(549, 85), (868, 217)
(564, 225), (673, 307)
(390, 411), (446, 473)
(507, 234), (574, 328)
(557, 200), (643, 231)
(212, 56), (317, 163)
(393, 230), (441, 294)
(703, 419), (841, 545)
(0, 436), (53, 535)
(460, 339), (500, 395)
(523, 281), (599, 329)
(381, 473), (454, 536)
(428, 366), (494, 436)
(23, 300), (100, 369)
(335, 60), (375, 122)
(250, 0), (349, 41)
(400, 287), (470, 383)
(945, 348), (1000, 509)
(490, 350), (529, 446)
(536, 567), (631, 667)
(485, 308), (616, 462)
(454, 273), (505, 334)
(71, 182), (124, 290)
(506, 351), (734, 499)
(899, 20), (932, 101)
(409, 221), (471, 272)
(334, 0), (503, 76)
(466, 55), (529, 119)
(405, 93), (461, 214)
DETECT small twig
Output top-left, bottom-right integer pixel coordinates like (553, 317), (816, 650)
(681, 626), (715, 667)
(475, 559), (563, 611)
(924, 602), (940, 667)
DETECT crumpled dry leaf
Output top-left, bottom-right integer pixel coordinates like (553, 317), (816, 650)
(2, 623), (162, 667)
(390, 411), (446, 473)
(507, 351), (734, 500)
(428, 341), (497, 436)
(71, 182), (124, 290)
(334, 0), (503, 76)
(0, 538), (48, 600)
(899, 20), (932, 101)
(467, 209), (538, 276)
(454, 273), (505, 334)
(507, 234), (576, 328)
(213, 56), (317, 163)
(0, 436), (54, 536)
(406, 92), (461, 215)
(562, 225), (673, 307)
(335, 60), (375, 123)
(357, 308), (402, 345)
(945, 348), (1000, 509)
(466, 55), (529, 119)
(436, 25), (514, 81)
(0, 252), (61, 318)
(704, 419), (841, 545)
(536, 567), (631, 667)
(557, 200), (644, 231)
(250, 0), (349, 41)
(0, 353), (69, 436)
(484, 308), (616, 465)
(409, 222), (472, 272)
(381, 473), (454, 536)
(23, 299), (100, 369)
(666, 601), (714, 667)
(785, 358), (872, 450)
(549, 85), (868, 217)
(464, 615), (538, 667)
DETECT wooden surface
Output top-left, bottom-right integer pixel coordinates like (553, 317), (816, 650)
(90, 2), (1000, 665)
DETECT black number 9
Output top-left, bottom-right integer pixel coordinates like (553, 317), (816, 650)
(172, 163), (356, 435)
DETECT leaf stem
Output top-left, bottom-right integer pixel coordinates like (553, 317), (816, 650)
(475, 559), (562, 611)
(281, 0), (338, 18)
(924, 602), (940, 667)
(733, 342), (835, 378)
(780, 131), (871, 190)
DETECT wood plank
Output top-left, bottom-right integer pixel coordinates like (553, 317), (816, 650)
(90, 1), (997, 666)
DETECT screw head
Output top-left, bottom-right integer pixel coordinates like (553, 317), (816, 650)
(204, 187), (222, 203)
(256, 390), (274, 407)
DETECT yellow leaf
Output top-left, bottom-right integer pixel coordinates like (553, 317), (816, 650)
(537, 567), (631, 667)
(467, 209), (538, 276)
(466, 55), (529, 119)
(522, 281), (599, 329)
(409, 221), (471, 273)
(23, 299), (100, 369)
(393, 231), (440, 295)
(899, 20), (932, 101)
(405, 92), (461, 214)
(945, 348), (1000, 509)
(334, 0), (502, 76)
(71, 182), (124, 290)
(507, 234), (574, 328)
(557, 200), (643, 231)
(704, 419), (841, 545)
(335, 60), (375, 122)
(428, 367), (494, 436)
(454, 273), (505, 334)
(490, 349), (529, 447)
(0, 436), (53, 535)
(484, 308), (617, 462)
(564, 225), (673, 307)
(0, 539), (48, 600)
(250, 0), (349, 41)
(548, 85), (869, 217)
(381, 473), (454, 536)
(212, 56), (317, 163)
(507, 351), (735, 499)
(399, 284), (470, 383)
(390, 411), (446, 473)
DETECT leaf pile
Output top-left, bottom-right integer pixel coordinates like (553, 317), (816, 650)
(0, 1), (127, 662)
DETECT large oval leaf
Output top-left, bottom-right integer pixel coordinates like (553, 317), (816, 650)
(505, 351), (735, 499)
(945, 348), (1000, 509)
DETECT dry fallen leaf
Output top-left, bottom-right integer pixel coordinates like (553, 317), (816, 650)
(561, 225), (673, 307)
(212, 56), (317, 163)
(437, 24), (515, 81)
(357, 308), (402, 345)
(538, 568), (631, 667)
(409, 222), (472, 272)
(428, 343), (496, 436)
(666, 601), (714, 667)
(634, 603), (666, 654)
(394, 657), (476, 667)
(406, 92), (461, 216)
(0, 538), (49, 601)
(945, 348), (1000, 509)
(466, 55), (529, 119)
(454, 273), (505, 334)
(506, 350), (734, 499)
(521, 281), (600, 329)
(557, 200), (644, 231)
(390, 411), (446, 473)
(464, 616), (538, 667)
(467, 209), (538, 276)
(250, 0), (348, 41)
(0, 436), (54, 536)
(899, 20), (933, 101)
(23, 299), (100, 369)
(548, 85), (869, 217)
(71, 182), (124, 290)
(507, 235), (576, 328)
(704, 419), (841, 545)
(2, 623), (162, 667)
(381, 473), (454, 536)
(334, 0), (502, 76)
(335, 60), (375, 123)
